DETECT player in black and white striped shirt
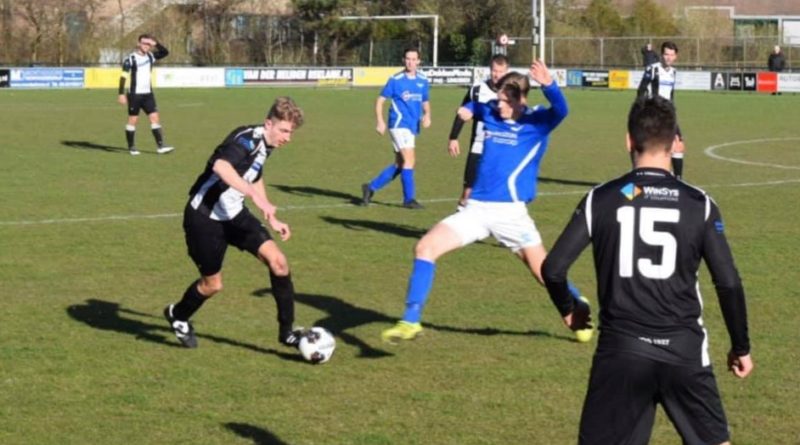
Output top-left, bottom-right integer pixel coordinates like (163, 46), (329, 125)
(637, 41), (684, 178)
(163, 97), (306, 349)
(117, 34), (173, 155)
(447, 54), (509, 207)
(543, 97), (753, 445)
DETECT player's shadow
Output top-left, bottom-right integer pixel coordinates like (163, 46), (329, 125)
(224, 422), (290, 445)
(66, 298), (303, 361)
(61, 140), (130, 154)
(254, 291), (577, 352)
(270, 184), (362, 205)
(319, 216), (426, 239)
(252, 290), (394, 358)
(539, 176), (598, 187)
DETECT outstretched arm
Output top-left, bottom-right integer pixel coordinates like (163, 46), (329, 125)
(530, 60), (568, 129)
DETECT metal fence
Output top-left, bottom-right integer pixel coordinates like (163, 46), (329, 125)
(491, 35), (795, 71)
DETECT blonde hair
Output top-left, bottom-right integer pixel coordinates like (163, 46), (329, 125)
(498, 72), (531, 102)
(267, 96), (304, 128)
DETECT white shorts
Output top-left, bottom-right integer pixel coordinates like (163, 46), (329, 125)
(389, 128), (416, 151)
(441, 200), (542, 252)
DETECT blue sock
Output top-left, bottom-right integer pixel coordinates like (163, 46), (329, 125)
(568, 281), (582, 301)
(402, 258), (436, 323)
(401, 168), (415, 203)
(369, 164), (400, 191)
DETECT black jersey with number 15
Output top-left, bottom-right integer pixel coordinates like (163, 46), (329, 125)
(545, 168), (749, 366)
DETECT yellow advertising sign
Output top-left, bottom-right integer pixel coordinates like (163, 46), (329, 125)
(609, 70), (631, 89)
(353, 67), (402, 87)
(84, 67), (122, 89)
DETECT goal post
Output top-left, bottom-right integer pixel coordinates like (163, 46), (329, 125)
(339, 14), (440, 67)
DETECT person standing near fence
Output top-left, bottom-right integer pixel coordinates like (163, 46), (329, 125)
(768, 45), (785, 95)
(118, 34), (174, 156)
(637, 41), (684, 179)
(640, 43), (659, 67)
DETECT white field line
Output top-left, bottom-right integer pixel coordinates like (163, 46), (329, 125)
(703, 137), (800, 170)
(1, 180), (798, 227)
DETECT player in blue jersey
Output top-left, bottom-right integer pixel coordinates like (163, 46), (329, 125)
(360, 47), (431, 209)
(381, 60), (592, 344)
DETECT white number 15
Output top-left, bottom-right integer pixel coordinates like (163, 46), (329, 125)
(617, 206), (679, 279)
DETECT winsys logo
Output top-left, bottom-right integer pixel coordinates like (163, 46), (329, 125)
(620, 183), (679, 201)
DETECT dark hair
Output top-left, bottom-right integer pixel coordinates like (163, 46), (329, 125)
(267, 96), (304, 128)
(490, 54), (509, 67)
(627, 96), (677, 154)
(403, 47), (420, 58)
(138, 34), (155, 42)
(661, 41), (678, 54)
(497, 71), (530, 100)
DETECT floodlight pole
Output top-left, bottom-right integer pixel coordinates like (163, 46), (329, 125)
(339, 14), (439, 66)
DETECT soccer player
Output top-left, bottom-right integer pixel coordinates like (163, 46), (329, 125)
(118, 33), (174, 156)
(637, 41), (684, 178)
(381, 61), (592, 344)
(360, 47), (431, 209)
(542, 96), (753, 445)
(163, 97), (306, 349)
(448, 54), (510, 208)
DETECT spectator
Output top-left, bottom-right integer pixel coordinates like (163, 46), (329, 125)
(641, 43), (659, 67)
(768, 45), (785, 95)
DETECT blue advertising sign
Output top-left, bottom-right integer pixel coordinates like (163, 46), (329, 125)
(225, 68), (244, 86)
(567, 70), (583, 87)
(10, 68), (84, 88)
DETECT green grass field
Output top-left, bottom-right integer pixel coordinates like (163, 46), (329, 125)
(1, 85), (798, 445)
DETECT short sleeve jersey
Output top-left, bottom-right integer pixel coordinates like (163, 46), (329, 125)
(188, 125), (274, 221)
(464, 83), (568, 203)
(641, 62), (677, 102)
(380, 71), (430, 134)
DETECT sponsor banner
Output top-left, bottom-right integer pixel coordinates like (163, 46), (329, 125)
(84, 67), (121, 88)
(567, 70), (583, 87)
(675, 71), (710, 90)
(757, 72), (777, 92)
(728, 72), (743, 91)
(226, 68), (244, 86)
(10, 68), (84, 88)
(710, 72), (728, 90)
(629, 70), (644, 89)
(550, 69), (568, 87)
(0, 69), (9, 88)
(238, 67), (353, 85)
(608, 70), (630, 89)
(473, 67), (489, 84)
(581, 70), (609, 88)
(742, 73), (757, 91)
(155, 67), (226, 88)
(353, 67), (401, 87)
(778, 73), (800, 92)
(418, 67), (473, 85)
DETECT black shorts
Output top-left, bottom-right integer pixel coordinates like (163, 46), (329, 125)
(127, 93), (158, 116)
(579, 350), (729, 445)
(183, 204), (271, 276)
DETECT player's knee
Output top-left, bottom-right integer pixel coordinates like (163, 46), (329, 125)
(414, 239), (435, 259)
(268, 257), (290, 277)
(199, 278), (223, 296)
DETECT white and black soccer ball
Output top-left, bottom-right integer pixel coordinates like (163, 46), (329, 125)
(298, 327), (336, 364)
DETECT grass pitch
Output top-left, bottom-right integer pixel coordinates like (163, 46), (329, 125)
(1, 86), (798, 444)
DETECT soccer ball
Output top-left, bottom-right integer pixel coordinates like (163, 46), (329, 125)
(298, 327), (336, 364)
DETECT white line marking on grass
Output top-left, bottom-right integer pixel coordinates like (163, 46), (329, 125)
(704, 137), (800, 170)
(1, 181), (797, 227)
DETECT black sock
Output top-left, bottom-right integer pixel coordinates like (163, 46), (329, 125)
(672, 156), (684, 179)
(172, 280), (206, 321)
(151, 126), (164, 147)
(270, 272), (295, 332)
(125, 129), (135, 148)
